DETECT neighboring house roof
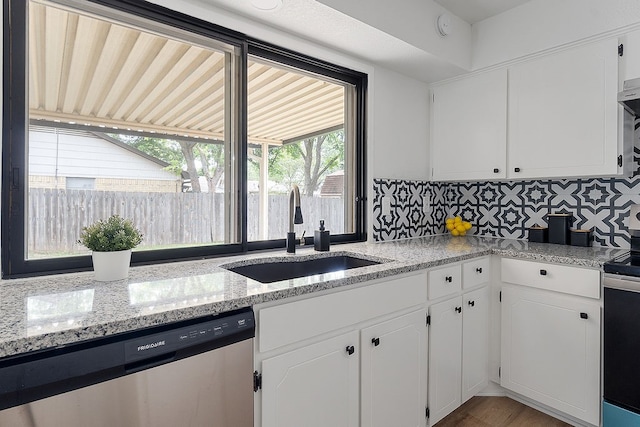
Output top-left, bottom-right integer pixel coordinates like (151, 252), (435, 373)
(91, 132), (170, 168)
(320, 171), (344, 196)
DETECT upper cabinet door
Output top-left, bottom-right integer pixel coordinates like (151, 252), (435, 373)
(622, 29), (640, 81)
(431, 69), (507, 181)
(508, 38), (620, 179)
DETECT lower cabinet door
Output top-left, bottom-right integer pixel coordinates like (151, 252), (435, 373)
(261, 331), (359, 427)
(500, 286), (600, 425)
(361, 310), (428, 427)
(428, 297), (463, 425)
(462, 286), (489, 403)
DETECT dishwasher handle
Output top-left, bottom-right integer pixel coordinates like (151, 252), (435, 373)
(125, 351), (177, 374)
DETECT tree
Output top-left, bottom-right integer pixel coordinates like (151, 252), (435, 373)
(249, 129), (344, 195)
(293, 131), (343, 196)
(196, 143), (225, 193)
(109, 134), (226, 193)
(179, 141), (202, 192)
(111, 135), (183, 174)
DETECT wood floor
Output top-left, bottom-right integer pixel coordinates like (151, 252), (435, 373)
(434, 396), (571, 427)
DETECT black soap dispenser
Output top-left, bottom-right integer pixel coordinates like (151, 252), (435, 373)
(314, 220), (330, 252)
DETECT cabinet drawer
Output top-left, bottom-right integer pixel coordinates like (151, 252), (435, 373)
(501, 258), (600, 299)
(428, 264), (462, 300)
(258, 272), (427, 352)
(462, 257), (491, 289)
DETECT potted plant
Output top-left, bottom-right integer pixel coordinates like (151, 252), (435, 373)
(78, 214), (143, 281)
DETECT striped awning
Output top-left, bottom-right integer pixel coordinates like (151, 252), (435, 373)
(28, 1), (346, 145)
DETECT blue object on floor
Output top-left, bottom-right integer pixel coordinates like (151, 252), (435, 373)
(603, 401), (640, 426)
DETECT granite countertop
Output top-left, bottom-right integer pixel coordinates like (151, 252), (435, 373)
(0, 235), (626, 359)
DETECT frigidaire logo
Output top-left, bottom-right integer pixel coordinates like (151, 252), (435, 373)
(137, 340), (166, 352)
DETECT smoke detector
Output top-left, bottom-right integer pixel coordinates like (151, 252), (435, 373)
(437, 13), (452, 36)
(250, 0), (283, 11)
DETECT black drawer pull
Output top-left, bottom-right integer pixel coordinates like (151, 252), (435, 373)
(346, 345), (355, 355)
(371, 337), (380, 347)
(514, 167), (521, 172)
(468, 300), (475, 307)
(455, 306), (462, 313)
(540, 269), (547, 276)
(476, 267), (483, 274)
(580, 312), (588, 319)
(493, 168), (500, 173)
(445, 276), (453, 283)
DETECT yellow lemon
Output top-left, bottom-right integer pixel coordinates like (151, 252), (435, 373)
(459, 230), (466, 236)
(445, 218), (454, 225)
(451, 229), (460, 236)
(446, 223), (455, 231)
(455, 224), (466, 233)
(454, 216), (462, 223)
(463, 221), (472, 230)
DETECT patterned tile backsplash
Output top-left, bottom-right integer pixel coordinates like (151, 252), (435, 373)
(372, 176), (640, 248)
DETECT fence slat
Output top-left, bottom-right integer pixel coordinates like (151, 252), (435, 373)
(27, 189), (345, 256)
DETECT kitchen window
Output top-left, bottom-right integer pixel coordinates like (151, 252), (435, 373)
(2, 0), (366, 277)
(246, 54), (359, 242)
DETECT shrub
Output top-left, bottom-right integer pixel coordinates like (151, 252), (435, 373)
(78, 215), (143, 252)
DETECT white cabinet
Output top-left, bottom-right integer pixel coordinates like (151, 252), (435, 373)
(462, 257), (491, 290)
(508, 38), (620, 179)
(261, 310), (427, 427)
(428, 286), (490, 425)
(428, 264), (461, 300)
(261, 331), (360, 427)
(256, 273), (428, 427)
(428, 295), (462, 425)
(430, 37), (624, 181)
(361, 310), (428, 427)
(431, 69), (507, 181)
(500, 286), (600, 426)
(621, 29), (640, 81)
(461, 287), (490, 402)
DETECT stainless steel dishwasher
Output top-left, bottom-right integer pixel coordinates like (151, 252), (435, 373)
(0, 307), (255, 427)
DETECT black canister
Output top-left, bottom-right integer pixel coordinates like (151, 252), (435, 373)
(528, 226), (548, 243)
(546, 213), (573, 245)
(570, 229), (593, 247)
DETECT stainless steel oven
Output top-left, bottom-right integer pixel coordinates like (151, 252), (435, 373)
(0, 308), (255, 427)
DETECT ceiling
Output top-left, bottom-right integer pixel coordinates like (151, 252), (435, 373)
(434, 0), (532, 24)
(192, 0), (536, 83)
(29, 1), (345, 145)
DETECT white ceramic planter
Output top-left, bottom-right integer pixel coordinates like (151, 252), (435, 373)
(91, 249), (132, 281)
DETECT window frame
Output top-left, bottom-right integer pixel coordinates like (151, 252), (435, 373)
(2, 0), (367, 278)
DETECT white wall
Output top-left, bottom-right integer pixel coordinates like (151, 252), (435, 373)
(472, 0), (640, 69)
(317, 0), (472, 71)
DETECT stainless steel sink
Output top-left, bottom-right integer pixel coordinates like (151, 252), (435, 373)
(223, 254), (382, 283)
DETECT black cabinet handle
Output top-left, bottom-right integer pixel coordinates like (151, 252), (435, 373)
(468, 300), (475, 307)
(580, 312), (589, 319)
(493, 168), (500, 173)
(455, 306), (462, 313)
(476, 267), (483, 274)
(445, 276), (452, 283)
(371, 337), (380, 347)
(514, 167), (521, 172)
(346, 345), (355, 355)
(540, 269), (547, 276)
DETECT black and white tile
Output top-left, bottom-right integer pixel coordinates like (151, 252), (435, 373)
(372, 175), (640, 248)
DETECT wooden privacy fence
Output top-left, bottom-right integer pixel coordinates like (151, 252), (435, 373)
(28, 188), (345, 255)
